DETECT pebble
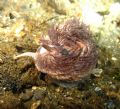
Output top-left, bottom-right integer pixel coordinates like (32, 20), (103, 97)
(33, 88), (47, 100)
(109, 84), (117, 91)
(92, 68), (103, 77)
(104, 100), (115, 109)
(95, 87), (102, 92)
(94, 87), (104, 96)
(0, 58), (3, 64)
(32, 86), (37, 90)
(108, 81), (117, 91)
(31, 100), (41, 109)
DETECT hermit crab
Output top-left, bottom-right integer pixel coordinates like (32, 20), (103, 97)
(15, 18), (98, 87)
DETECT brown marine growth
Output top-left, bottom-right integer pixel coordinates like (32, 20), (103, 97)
(15, 18), (98, 83)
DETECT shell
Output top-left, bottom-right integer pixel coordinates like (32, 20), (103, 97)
(15, 18), (98, 83)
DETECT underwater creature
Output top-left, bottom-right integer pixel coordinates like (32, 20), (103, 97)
(15, 18), (97, 86)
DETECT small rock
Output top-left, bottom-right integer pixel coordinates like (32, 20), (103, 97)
(33, 88), (46, 100)
(32, 86), (37, 90)
(109, 84), (117, 91)
(0, 58), (3, 64)
(31, 100), (41, 109)
(91, 68), (103, 77)
(94, 87), (104, 96)
(95, 87), (101, 92)
(55, 87), (60, 92)
(9, 13), (15, 19)
(104, 100), (115, 109)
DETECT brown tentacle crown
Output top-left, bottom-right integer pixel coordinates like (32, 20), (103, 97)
(15, 18), (98, 87)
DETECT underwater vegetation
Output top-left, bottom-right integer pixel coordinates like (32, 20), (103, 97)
(0, 0), (120, 109)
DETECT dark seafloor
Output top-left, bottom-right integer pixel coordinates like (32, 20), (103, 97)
(0, 0), (120, 109)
